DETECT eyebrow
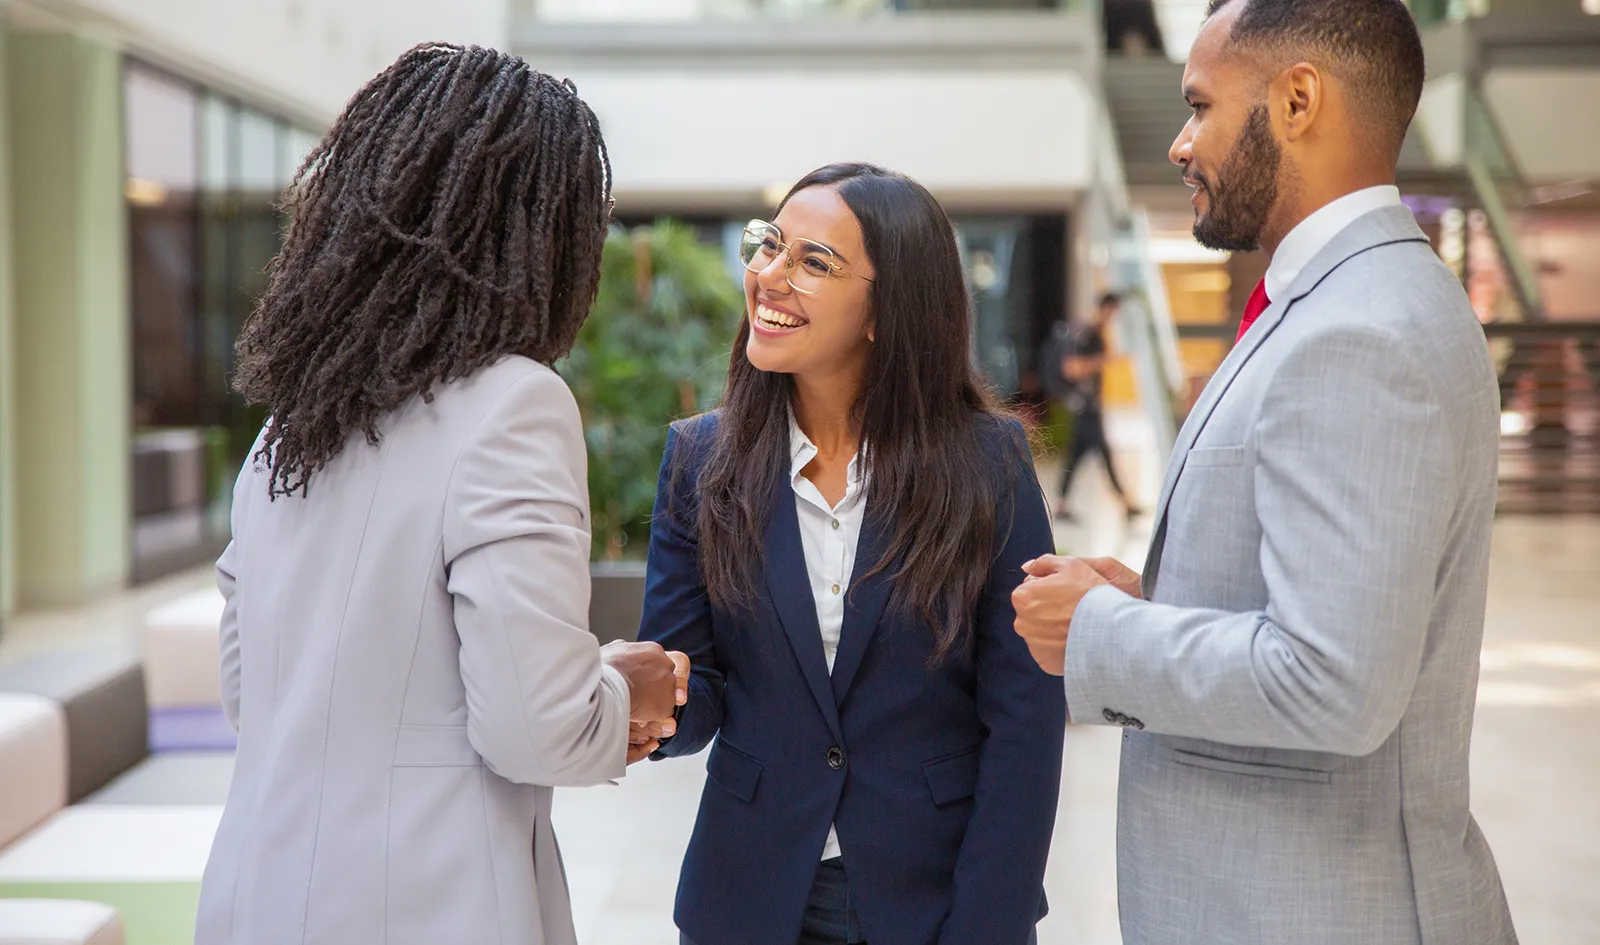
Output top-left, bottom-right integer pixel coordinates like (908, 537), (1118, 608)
(764, 218), (855, 265)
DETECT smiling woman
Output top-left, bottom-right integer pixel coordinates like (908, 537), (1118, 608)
(638, 162), (1065, 945)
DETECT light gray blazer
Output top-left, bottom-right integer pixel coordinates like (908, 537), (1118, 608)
(1065, 207), (1517, 945)
(195, 356), (631, 945)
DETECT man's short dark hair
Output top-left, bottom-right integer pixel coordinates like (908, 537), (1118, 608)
(1206, 0), (1425, 163)
(1097, 292), (1123, 309)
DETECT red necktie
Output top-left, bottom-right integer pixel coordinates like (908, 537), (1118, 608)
(1236, 278), (1270, 343)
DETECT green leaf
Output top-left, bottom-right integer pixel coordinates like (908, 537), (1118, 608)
(557, 220), (745, 560)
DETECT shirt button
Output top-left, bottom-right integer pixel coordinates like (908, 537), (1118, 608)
(831, 519), (840, 530)
(831, 584), (841, 595)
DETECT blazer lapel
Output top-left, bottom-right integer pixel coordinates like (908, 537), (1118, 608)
(1141, 296), (1289, 595)
(829, 513), (898, 706)
(1141, 205), (1432, 596)
(762, 486), (845, 745)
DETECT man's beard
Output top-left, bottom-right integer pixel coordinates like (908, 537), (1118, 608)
(1191, 105), (1281, 253)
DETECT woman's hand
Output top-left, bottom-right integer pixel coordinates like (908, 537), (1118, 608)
(625, 717), (677, 765)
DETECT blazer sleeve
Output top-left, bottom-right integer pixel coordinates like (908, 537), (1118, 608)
(216, 439), (259, 733)
(442, 367), (630, 787)
(1063, 324), (1455, 756)
(216, 555), (243, 733)
(942, 420), (1067, 944)
(638, 421), (725, 759)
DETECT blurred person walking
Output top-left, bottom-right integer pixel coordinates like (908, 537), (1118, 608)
(1040, 292), (1141, 521)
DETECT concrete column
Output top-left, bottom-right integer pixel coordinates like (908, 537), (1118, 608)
(7, 30), (131, 607)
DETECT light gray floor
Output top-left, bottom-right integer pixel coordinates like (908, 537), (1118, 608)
(3, 411), (1595, 943)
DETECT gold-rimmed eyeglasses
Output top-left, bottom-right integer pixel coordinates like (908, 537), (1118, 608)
(739, 220), (874, 296)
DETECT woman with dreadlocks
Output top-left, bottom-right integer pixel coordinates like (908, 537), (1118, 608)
(194, 45), (686, 945)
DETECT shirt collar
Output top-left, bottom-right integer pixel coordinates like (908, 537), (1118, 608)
(788, 410), (865, 486)
(1264, 185), (1402, 303)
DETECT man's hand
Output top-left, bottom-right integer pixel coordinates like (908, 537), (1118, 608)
(1080, 556), (1142, 599)
(1011, 556), (1109, 675)
(601, 641), (691, 722)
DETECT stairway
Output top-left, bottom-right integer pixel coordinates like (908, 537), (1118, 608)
(1486, 322), (1600, 515)
(1102, 56), (1188, 186)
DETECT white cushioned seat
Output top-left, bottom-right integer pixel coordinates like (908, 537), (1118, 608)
(139, 590), (225, 709)
(0, 694), (67, 849)
(0, 899), (124, 945)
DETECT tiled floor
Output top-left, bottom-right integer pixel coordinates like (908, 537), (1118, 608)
(2, 410), (1595, 944)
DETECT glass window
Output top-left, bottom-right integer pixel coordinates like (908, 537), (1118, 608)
(125, 63), (207, 578)
(238, 107), (280, 195)
(126, 64), (316, 581)
(280, 128), (321, 187)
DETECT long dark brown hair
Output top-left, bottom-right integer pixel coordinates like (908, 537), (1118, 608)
(234, 44), (613, 497)
(686, 163), (1025, 661)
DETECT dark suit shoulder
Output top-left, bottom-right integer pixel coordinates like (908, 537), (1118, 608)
(668, 410), (722, 462)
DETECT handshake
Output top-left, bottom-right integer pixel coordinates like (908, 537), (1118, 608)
(599, 641), (690, 765)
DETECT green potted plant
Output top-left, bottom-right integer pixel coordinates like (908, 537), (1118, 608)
(560, 220), (744, 641)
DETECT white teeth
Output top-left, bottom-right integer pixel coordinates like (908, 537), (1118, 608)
(756, 305), (804, 329)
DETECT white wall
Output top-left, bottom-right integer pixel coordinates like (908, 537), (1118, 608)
(561, 68), (1096, 201)
(1484, 69), (1600, 182)
(15, 0), (508, 125)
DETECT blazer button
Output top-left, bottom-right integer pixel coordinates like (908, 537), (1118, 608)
(827, 746), (845, 770)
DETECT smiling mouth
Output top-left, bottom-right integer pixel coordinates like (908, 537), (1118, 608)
(755, 304), (808, 331)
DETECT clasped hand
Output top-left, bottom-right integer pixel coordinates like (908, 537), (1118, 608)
(1011, 555), (1142, 675)
(599, 641), (690, 764)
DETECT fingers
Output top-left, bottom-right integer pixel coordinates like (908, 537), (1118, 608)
(1022, 554), (1072, 578)
(631, 718), (675, 740)
(668, 650), (691, 706)
(1081, 556), (1143, 598)
(626, 739), (659, 765)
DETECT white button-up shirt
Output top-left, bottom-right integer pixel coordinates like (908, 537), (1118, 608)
(787, 413), (868, 862)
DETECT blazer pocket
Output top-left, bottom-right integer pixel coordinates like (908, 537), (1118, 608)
(707, 738), (763, 803)
(1184, 445), (1250, 468)
(923, 744), (982, 808)
(1168, 748), (1332, 784)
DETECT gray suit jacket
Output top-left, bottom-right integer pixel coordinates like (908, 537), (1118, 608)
(195, 357), (630, 945)
(1064, 206), (1517, 945)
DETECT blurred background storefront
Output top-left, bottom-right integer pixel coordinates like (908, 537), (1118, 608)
(1, 0), (1597, 611)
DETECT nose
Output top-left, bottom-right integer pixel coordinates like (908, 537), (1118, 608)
(1170, 121), (1194, 169)
(754, 251), (792, 295)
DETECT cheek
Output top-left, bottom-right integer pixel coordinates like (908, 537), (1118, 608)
(812, 302), (873, 350)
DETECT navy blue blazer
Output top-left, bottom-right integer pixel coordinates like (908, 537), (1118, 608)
(640, 411), (1065, 945)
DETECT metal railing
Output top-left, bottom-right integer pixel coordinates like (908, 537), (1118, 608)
(1461, 81), (1546, 321)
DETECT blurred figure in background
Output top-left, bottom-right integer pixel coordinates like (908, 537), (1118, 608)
(1042, 292), (1141, 522)
(195, 44), (685, 945)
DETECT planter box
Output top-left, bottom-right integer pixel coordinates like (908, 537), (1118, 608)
(589, 562), (647, 646)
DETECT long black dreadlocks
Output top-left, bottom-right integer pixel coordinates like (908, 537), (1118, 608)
(234, 43), (613, 498)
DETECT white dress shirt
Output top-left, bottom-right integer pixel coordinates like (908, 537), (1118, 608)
(1264, 185), (1403, 303)
(787, 413), (868, 863)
